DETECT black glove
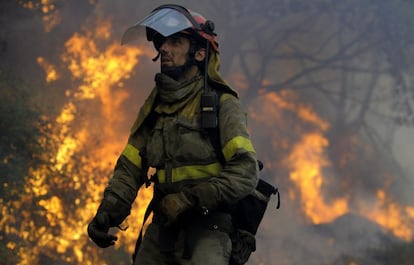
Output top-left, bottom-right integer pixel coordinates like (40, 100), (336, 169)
(97, 193), (131, 227)
(87, 212), (118, 248)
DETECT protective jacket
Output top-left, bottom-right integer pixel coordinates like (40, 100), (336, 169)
(102, 51), (259, 228)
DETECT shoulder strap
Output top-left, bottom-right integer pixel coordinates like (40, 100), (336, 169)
(132, 198), (155, 263)
(132, 106), (160, 262)
(204, 88), (280, 210)
(203, 88), (261, 169)
(203, 88), (226, 165)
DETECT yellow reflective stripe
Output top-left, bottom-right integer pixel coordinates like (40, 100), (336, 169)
(121, 144), (141, 168)
(222, 136), (256, 161)
(157, 162), (222, 183)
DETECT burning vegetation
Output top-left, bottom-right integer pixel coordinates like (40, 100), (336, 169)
(1, 6), (150, 264)
(1, 1), (414, 265)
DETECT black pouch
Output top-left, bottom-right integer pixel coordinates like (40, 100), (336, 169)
(229, 179), (280, 265)
(231, 179), (279, 234)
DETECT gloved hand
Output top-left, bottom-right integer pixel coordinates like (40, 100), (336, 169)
(87, 212), (118, 248)
(159, 192), (195, 226)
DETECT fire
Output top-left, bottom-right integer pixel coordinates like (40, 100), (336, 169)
(0, 11), (154, 265)
(37, 57), (59, 82)
(265, 91), (349, 224)
(3, 4), (414, 264)
(60, 18), (139, 166)
(287, 132), (348, 224)
(18, 0), (62, 32)
(250, 90), (348, 223)
(53, 102), (85, 171)
(251, 90), (414, 240)
(364, 190), (414, 241)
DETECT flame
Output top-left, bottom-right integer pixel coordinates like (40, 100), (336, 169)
(255, 90), (414, 240)
(0, 13), (153, 264)
(265, 90), (349, 224)
(249, 90), (349, 223)
(364, 190), (414, 240)
(60, 18), (140, 168)
(37, 56), (59, 82)
(18, 0), (62, 32)
(287, 132), (348, 224)
(53, 102), (87, 171)
(4, 5), (414, 264)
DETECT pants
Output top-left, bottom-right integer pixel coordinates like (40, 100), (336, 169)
(134, 222), (232, 265)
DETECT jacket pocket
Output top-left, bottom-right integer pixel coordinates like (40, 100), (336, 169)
(146, 119), (165, 167)
(173, 119), (215, 163)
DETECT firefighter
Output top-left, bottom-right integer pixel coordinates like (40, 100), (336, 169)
(87, 4), (259, 265)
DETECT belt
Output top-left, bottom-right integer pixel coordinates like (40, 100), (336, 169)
(153, 211), (233, 258)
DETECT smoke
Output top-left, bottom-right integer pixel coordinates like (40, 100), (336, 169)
(1, 0), (414, 264)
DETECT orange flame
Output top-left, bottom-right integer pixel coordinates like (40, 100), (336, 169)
(37, 56), (59, 82)
(4, 7), (414, 264)
(1, 14), (152, 265)
(61, 18), (141, 167)
(265, 90), (349, 224)
(287, 132), (348, 224)
(251, 90), (413, 240)
(18, 0), (62, 32)
(364, 190), (414, 240)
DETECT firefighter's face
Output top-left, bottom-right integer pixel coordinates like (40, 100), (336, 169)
(153, 33), (206, 81)
(153, 33), (205, 81)
(158, 34), (191, 68)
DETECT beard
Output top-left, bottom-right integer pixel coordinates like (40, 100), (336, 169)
(161, 55), (196, 80)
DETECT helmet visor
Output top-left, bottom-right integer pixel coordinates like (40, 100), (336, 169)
(121, 8), (194, 45)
